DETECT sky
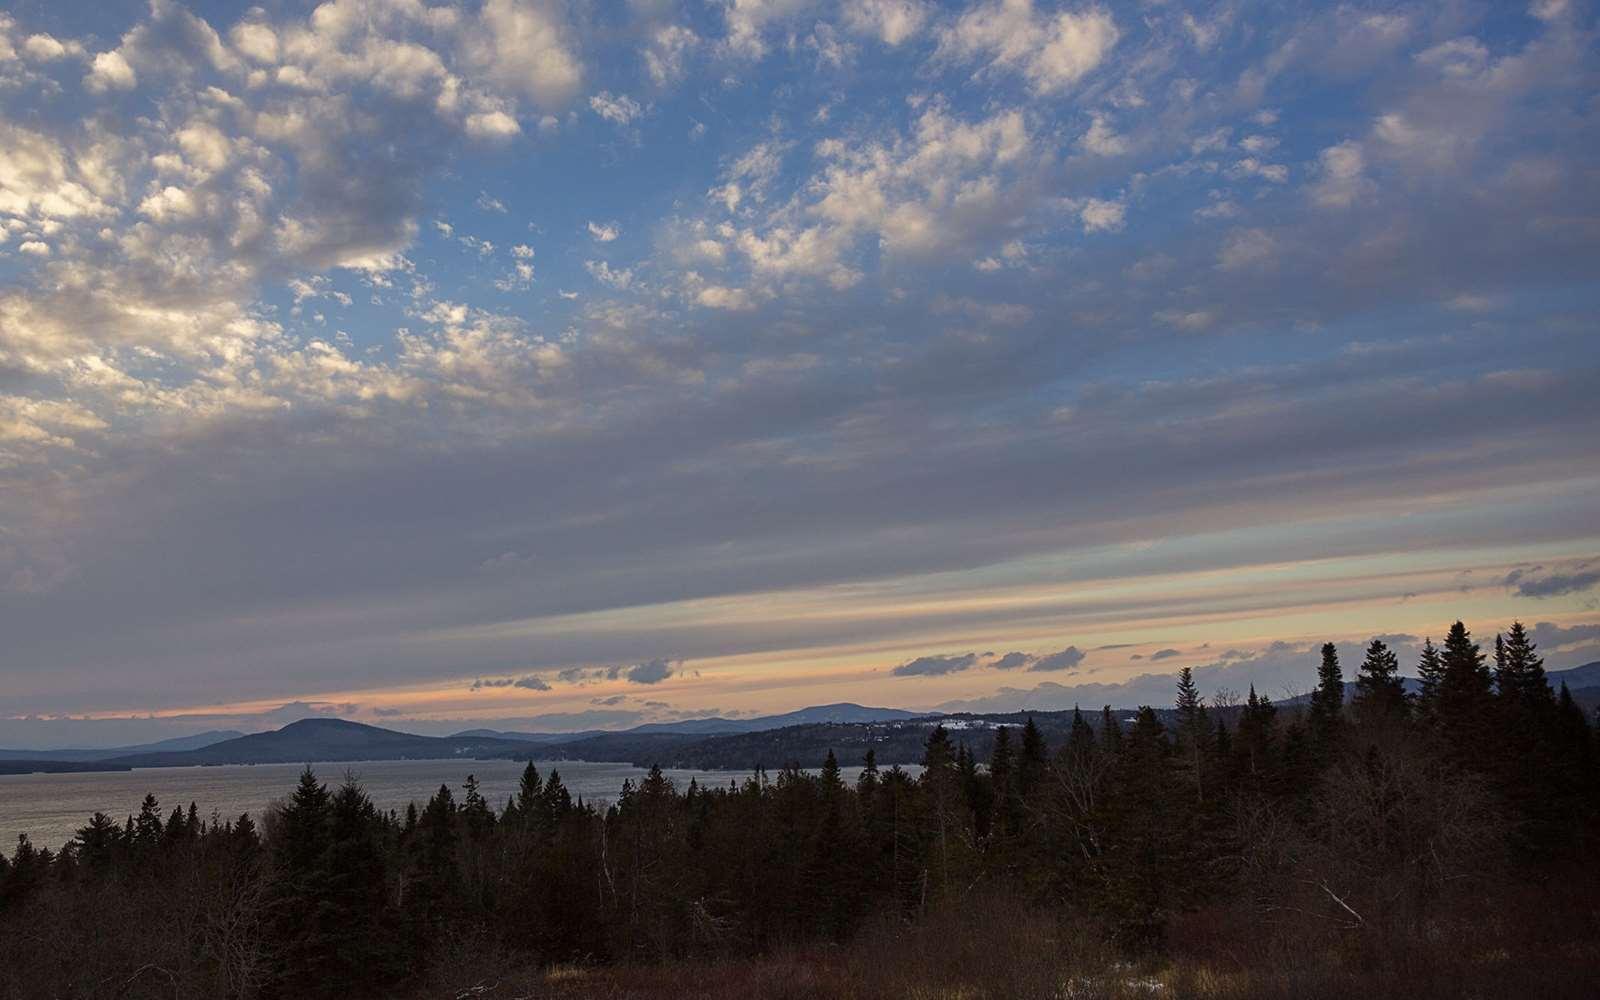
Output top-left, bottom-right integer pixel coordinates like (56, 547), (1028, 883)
(1, 0), (1598, 748)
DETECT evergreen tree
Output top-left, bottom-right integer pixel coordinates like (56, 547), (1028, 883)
(1494, 632), (1509, 694)
(514, 761), (544, 827)
(1306, 642), (1345, 747)
(1498, 621), (1553, 711)
(1019, 716), (1048, 799)
(821, 749), (844, 797)
(460, 773), (494, 836)
(921, 725), (956, 772)
(989, 727), (1014, 793)
(1435, 620), (1495, 760)
(1174, 669), (1210, 803)
(322, 777), (402, 991)
(133, 793), (163, 850)
(163, 806), (187, 846)
(542, 770), (574, 819)
(1099, 706), (1123, 756)
(1415, 637), (1445, 722)
(857, 748), (880, 797)
(919, 726), (966, 899)
(276, 768), (332, 873)
(1067, 707), (1096, 761)
(231, 812), (261, 861)
(1175, 668), (1205, 731)
(1353, 637), (1408, 725)
(267, 769), (336, 994)
(1235, 685), (1277, 782)
(72, 813), (120, 873)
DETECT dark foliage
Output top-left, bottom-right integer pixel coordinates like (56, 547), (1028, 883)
(1, 618), (1596, 999)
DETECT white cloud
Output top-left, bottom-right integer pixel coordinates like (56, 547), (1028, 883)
(1156, 308), (1216, 330)
(696, 284), (755, 310)
(643, 24), (697, 87)
(586, 259), (634, 289)
(1079, 114), (1128, 156)
(719, 0), (820, 60)
(587, 221), (620, 243)
(85, 50), (135, 91)
(684, 105), (1044, 297)
(465, 110), (522, 139)
(939, 0), (1118, 95)
(1218, 228), (1277, 270)
(18, 240), (50, 257)
(229, 21), (279, 64)
(842, 0), (929, 47)
(1077, 196), (1125, 233)
(464, 0), (583, 110)
(1229, 157), (1288, 183)
(708, 140), (788, 213)
(137, 185), (200, 222)
(176, 123), (232, 173)
(1309, 140), (1372, 209)
(1530, 0), (1571, 22)
(0, 125), (114, 221)
(23, 33), (79, 61)
(590, 91), (643, 126)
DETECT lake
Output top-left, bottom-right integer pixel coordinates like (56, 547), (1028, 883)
(0, 758), (881, 853)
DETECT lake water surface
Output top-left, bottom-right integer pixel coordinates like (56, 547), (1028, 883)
(0, 758), (863, 852)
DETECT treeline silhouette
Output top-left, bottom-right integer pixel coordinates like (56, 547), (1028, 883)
(1, 620), (1597, 999)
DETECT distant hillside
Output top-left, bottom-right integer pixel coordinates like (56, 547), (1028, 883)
(1553, 660), (1600, 690)
(0, 730), (245, 762)
(521, 710), (1148, 770)
(448, 729), (602, 744)
(450, 703), (919, 742)
(0, 760), (134, 775)
(105, 719), (535, 769)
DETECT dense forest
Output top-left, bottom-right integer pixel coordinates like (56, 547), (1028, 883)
(2, 620), (1597, 999)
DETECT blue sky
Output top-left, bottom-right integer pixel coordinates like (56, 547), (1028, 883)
(1, 0), (1598, 745)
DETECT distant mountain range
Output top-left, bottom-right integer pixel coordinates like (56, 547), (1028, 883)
(106, 719), (534, 768)
(0, 730), (245, 762)
(0, 672), (1593, 776)
(450, 702), (919, 742)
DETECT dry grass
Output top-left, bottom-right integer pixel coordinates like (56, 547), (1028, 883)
(409, 878), (1600, 1000)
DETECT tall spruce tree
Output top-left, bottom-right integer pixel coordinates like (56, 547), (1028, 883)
(1099, 706), (1123, 756)
(1498, 621), (1553, 711)
(1415, 637), (1445, 722)
(1067, 706), (1096, 761)
(268, 768), (336, 995)
(1353, 637), (1408, 725)
(1174, 668), (1210, 803)
(1306, 642), (1345, 748)
(1019, 717), (1048, 800)
(1434, 620), (1496, 767)
(1236, 685), (1278, 781)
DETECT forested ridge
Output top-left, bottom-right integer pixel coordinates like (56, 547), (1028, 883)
(2, 620), (1597, 999)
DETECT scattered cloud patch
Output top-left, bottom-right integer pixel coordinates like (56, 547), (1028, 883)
(892, 652), (979, 677)
(626, 658), (676, 685)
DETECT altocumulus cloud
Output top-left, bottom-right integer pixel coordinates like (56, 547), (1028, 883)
(471, 675), (552, 691)
(626, 658), (676, 685)
(892, 653), (980, 677)
(1505, 563), (1600, 599)
(1029, 646), (1087, 672)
